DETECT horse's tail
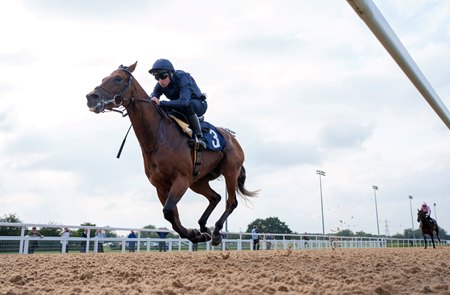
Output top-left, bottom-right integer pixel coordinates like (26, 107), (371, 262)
(237, 166), (259, 198)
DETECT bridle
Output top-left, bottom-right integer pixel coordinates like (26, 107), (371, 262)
(93, 66), (134, 116)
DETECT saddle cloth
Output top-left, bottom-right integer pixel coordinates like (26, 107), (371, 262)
(169, 115), (226, 151)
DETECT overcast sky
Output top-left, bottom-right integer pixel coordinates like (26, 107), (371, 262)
(1, 0), (449, 236)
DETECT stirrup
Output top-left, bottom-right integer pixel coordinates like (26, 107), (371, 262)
(195, 138), (207, 150)
(188, 137), (206, 150)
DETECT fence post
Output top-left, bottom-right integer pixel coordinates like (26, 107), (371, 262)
(122, 238), (126, 253)
(19, 226), (26, 254)
(168, 238), (173, 251)
(137, 232), (141, 252)
(23, 238), (29, 254)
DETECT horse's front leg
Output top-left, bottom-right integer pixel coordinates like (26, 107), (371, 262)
(163, 178), (211, 244)
(423, 235), (427, 249)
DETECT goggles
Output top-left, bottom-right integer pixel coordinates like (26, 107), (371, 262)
(153, 72), (170, 81)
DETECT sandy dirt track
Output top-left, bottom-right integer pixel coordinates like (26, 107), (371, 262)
(1, 248), (449, 295)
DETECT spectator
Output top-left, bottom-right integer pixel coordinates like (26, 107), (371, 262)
(80, 229), (88, 253)
(95, 229), (105, 253)
(28, 227), (43, 254)
(128, 230), (137, 252)
(192, 242), (198, 251)
(303, 232), (310, 247)
(157, 227), (169, 252)
(251, 225), (260, 250)
(60, 227), (71, 253)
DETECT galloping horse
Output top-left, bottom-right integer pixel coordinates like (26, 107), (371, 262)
(86, 62), (257, 246)
(417, 210), (440, 249)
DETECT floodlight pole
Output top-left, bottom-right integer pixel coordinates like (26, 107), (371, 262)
(409, 195), (416, 240)
(433, 202), (437, 222)
(224, 188), (228, 232)
(372, 185), (380, 236)
(316, 170), (326, 235)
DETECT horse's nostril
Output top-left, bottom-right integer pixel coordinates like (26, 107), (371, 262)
(86, 93), (99, 100)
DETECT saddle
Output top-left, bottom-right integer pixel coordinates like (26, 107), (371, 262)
(167, 111), (226, 176)
(169, 114), (193, 137)
(168, 111), (226, 152)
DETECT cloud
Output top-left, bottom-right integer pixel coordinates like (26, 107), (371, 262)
(21, 0), (156, 22)
(0, 50), (36, 66)
(319, 121), (373, 150)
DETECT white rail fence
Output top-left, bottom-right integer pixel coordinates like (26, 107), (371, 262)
(0, 222), (447, 254)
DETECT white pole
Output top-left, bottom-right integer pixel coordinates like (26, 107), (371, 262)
(347, 0), (450, 130)
(224, 187), (228, 232)
(408, 195), (416, 240)
(372, 186), (380, 236)
(316, 170), (326, 235)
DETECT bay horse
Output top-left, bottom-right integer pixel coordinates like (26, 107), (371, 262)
(85, 62), (257, 246)
(417, 210), (440, 249)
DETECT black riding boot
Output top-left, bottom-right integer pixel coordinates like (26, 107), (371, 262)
(188, 114), (207, 150)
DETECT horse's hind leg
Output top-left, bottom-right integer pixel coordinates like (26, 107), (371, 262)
(435, 226), (441, 244)
(211, 174), (239, 246)
(431, 235), (436, 249)
(190, 179), (221, 234)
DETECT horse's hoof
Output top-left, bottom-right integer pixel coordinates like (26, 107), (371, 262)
(200, 227), (212, 236)
(211, 234), (222, 246)
(201, 232), (212, 242)
(187, 229), (211, 243)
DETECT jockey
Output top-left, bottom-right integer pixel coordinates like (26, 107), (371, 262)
(419, 202), (433, 224)
(149, 59), (207, 150)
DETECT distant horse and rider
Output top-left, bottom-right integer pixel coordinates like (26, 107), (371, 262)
(417, 206), (440, 249)
(86, 62), (257, 246)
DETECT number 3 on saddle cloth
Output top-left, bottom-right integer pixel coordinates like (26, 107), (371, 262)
(200, 121), (226, 151)
(169, 114), (226, 176)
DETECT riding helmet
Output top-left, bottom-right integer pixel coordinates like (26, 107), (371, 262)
(149, 59), (175, 74)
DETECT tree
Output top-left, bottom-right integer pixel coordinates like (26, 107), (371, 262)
(438, 228), (449, 240)
(355, 231), (373, 237)
(247, 217), (292, 234)
(104, 227), (117, 238)
(74, 222), (96, 238)
(40, 222), (63, 236)
(335, 229), (354, 237)
(0, 213), (22, 236)
(140, 225), (158, 238)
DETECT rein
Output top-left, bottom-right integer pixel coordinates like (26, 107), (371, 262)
(110, 68), (164, 158)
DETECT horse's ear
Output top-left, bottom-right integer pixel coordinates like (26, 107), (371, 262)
(128, 61), (137, 73)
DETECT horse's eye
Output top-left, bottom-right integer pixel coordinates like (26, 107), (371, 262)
(114, 76), (123, 82)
